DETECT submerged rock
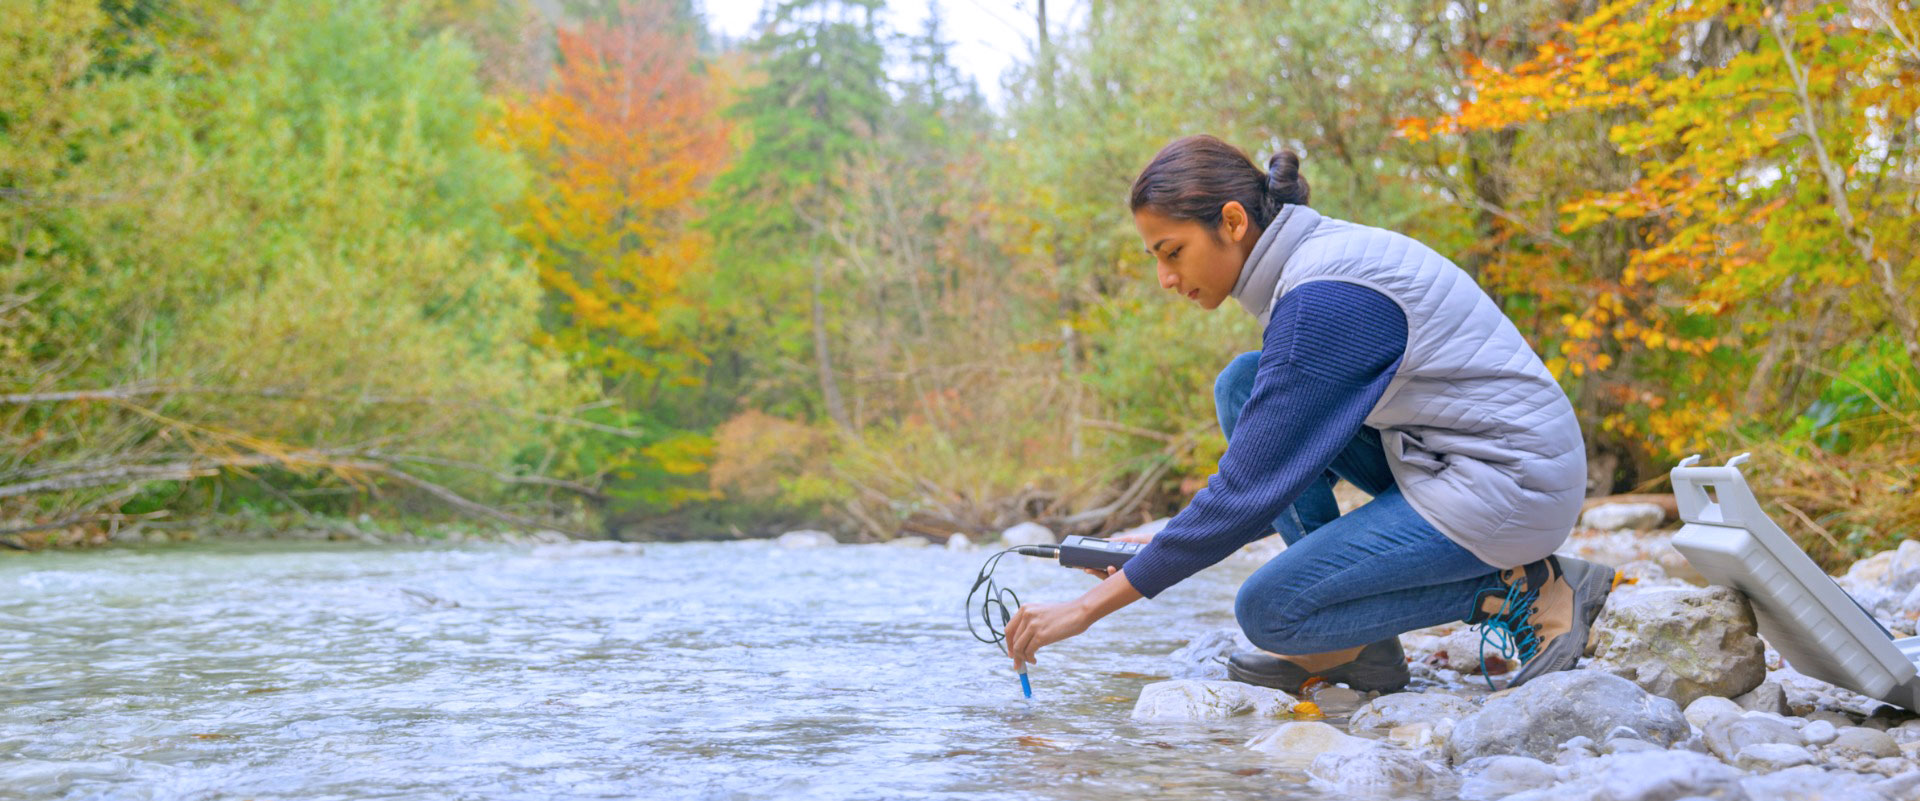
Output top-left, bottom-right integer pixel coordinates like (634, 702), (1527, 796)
(1306, 744), (1453, 795)
(775, 530), (837, 548)
(1502, 750), (1745, 801)
(1586, 585), (1767, 707)
(1348, 692), (1478, 734)
(1448, 670), (1689, 763)
(997, 522), (1055, 547)
(1165, 627), (1254, 680)
(1130, 680), (1293, 721)
(1245, 720), (1372, 765)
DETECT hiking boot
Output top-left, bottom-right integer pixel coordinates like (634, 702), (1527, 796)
(1226, 637), (1410, 693)
(1468, 555), (1616, 690)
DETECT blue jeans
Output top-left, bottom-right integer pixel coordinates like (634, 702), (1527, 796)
(1213, 350), (1504, 654)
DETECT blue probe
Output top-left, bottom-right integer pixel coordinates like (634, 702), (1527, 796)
(1019, 671), (1032, 698)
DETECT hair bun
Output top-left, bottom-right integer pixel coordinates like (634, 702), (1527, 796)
(1265, 150), (1310, 209)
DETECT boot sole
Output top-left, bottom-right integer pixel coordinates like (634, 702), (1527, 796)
(1226, 639), (1410, 693)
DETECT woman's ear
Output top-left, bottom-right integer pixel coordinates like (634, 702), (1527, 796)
(1219, 200), (1251, 243)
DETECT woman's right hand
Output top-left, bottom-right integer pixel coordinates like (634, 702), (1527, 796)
(1079, 528), (1158, 579)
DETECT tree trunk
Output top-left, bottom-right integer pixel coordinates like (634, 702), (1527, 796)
(810, 250), (852, 429)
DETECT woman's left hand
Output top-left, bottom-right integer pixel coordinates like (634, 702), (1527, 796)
(1003, 599), (1093, 669)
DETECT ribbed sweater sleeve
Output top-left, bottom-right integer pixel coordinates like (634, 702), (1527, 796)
(1121, 280), (1409, 599)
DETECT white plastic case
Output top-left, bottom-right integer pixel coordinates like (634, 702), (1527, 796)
(1668, 453), (1920, 710)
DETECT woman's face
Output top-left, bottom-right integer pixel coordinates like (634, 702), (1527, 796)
(1133, 201), (1258, 311)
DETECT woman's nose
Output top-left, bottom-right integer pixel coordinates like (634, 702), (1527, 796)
(1158, 265), (1178, 290)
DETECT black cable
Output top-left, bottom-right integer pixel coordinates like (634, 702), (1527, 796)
(966, 545), (1059, 655)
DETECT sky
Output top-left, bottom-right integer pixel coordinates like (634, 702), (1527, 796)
(696, 0), (1071, 109)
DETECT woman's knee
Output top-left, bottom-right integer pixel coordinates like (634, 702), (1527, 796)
(1234, 572), (1313, 652)
(1213, 350), (1263, 437)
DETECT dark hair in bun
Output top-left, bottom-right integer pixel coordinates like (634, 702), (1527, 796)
(1128, 134), (1308, 234)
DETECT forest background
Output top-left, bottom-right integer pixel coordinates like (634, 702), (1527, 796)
(4, 0), (1917, 568)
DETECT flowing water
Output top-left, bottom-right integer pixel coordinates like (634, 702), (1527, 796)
(0, 540), (1386, 800)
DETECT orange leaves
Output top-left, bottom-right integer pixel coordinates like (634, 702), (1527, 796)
(492, 1), (731, 371)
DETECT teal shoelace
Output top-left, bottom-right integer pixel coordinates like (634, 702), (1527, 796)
(1472, 579), (1542, 690)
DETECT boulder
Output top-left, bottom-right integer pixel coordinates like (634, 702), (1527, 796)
(1130, 680), (1294, 722)
(1582, 502), (1667, 532)
(1457, 755), (1560, 800)
(1245, 721), (1372, 766)
(1306, 744), (1453, 795)
(775, 530), (837, 548)
(1735, 742), (1817, 771)
(1703, 715), (1801, 761)
(997, 522), (1056, 547)
(1348, 692), (1478, 734)
(1448, 670), (1689, 763)
(944, 533), (973, 551)
(1586, 585), (1767, 707)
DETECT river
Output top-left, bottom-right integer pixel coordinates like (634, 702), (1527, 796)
(1, 539), (1394, 800)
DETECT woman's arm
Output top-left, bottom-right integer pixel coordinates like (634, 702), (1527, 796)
(1003, 568), (1143, 669)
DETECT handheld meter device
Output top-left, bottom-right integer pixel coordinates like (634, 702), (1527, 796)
(1009, 535), (1143, 572)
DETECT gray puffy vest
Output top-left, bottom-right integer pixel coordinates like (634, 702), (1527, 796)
(1240, 205), (1586, 569)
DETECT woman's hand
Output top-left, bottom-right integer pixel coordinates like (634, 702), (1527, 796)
(1003, 599), (1093, 670)
(1078, 528), (1158, 580)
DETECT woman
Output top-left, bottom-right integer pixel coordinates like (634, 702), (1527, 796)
(1002, 135), (1614, 693)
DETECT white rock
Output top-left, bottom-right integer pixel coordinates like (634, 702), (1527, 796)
(885, 535), (930, 547)
(1735, 742), (1817, 771)
(1130, 680), (1294, 722)
(1245, 721), (1372, 766)
(1889, 720), (1920, 746)
(944, 533), (972, 550)
(1803, 719), (1840, 745)
(1704, 715), (1801, 760)
(1306, 744), (1452, 795)
(775, 530), (837, 548)
(1581, 502), (1667, 532)
(1387, 722), (1443, 755)
(1586, 585), (1767, 707)
(996, 522), (1055, 547)
(1349, 692), (1478, 734)
(1457, 754), (1560, 800)
(1685, 695), (1746, 731)
(1737, 681), (1792, 716)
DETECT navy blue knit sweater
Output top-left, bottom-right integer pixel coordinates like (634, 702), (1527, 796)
(1122, 281), (1409, 599)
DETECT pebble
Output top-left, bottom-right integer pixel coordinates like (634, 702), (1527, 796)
(1703, 715), (1801, 761)
(1803, 719), (1839, 745)
(1457, 755), (1560, 801)
(1734, 742), (1817, 771)
(1829, 726), (1901, 760)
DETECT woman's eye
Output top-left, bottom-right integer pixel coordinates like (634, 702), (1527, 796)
(1169, 248), (1181, 260)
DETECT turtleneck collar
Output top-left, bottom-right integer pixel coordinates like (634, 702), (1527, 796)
(1228, 204), (1322, 326)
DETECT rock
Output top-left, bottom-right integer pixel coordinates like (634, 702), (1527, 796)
(1387, 722), (1444, 755)
(1165, 628), (1254, 680)
(1457, 755), (1560, 800)
(1430, 627), (1516, 677)
(1448, 670), (1690, 763)
(1586, 585), (1767, 707)
(944, 533), (973, 551)
(1686, 696), (1747, 731)
(1808, 709), (1857, 727)
(1836, 541), (1920, 624)
(1582, 502), (1667, 532)
(1890, 720), (1920, 746)
(1245, 721), (1372, 766)
(885, 535), (930, 547)
(1306, 744), (1453, 795)
(1736, 742), (1817, 771)
(1545, 749), (1748, 801)
(775, 530), (837, 548)
(529, 541), (644, 559)
(1348, 692), (1478, 734)
(997, 522), (1055, 547)
(1742, 765), (1893, 801)
(1601, 737), (1662, 755)
(1875, 770), (1920, 801)
(1303, 684), (1365, 713)
(1828, 727), (1901, 760)
(1130, 680), (1294, 721)
(1738, 681), (1793, 716)
(1704, 715), (1802, 761)
(1803, 719), (1839, 745)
